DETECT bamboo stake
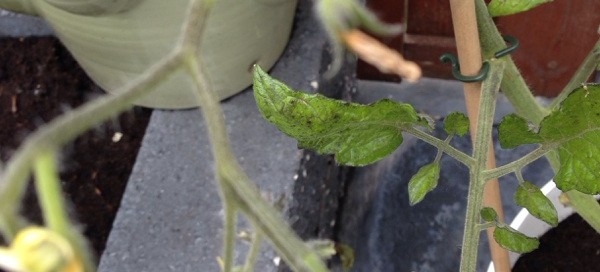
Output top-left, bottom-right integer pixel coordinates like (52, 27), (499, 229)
(448, 0), (510, 271)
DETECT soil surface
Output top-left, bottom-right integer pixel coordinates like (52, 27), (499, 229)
(0, 37), (151, 261)
(513, 203), (600, 272)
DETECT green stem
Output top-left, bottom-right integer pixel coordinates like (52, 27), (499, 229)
(475, 0), (549, 125)
(478, 222), (496, 231)
(0, 49), (182, 241)
(549, 38), (600, 110)
(459, 60), (505, 272)
(222, 196), (237, 272)
(32, 150), (96, 272)
(182, 7), (327, 268)
(2, 44), (182, 222)
(476, 0), (600, 234)
(483, 145), (553, 181)
(0, 211), (23, 242)
(242, 230), (264, 272)
(32, 150), (69, 234)
(403, 127), (475, 167)
(434, 136), (452, 162)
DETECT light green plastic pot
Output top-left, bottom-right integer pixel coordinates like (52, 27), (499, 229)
(2, 0), (297, 109)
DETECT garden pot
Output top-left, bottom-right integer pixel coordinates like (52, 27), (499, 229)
(487, 181), (600, 271)
(0, 0), (297, 109)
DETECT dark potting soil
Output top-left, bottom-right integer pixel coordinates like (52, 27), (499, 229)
(513, 204), (600, 272)
(0, 37), (151, 260)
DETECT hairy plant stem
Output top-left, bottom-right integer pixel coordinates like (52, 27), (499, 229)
(33, 150), (95, 272)
(476, 0), (600, 234)
(33, 150), (70, 235)
(0, 0), (201, 263)
(475, 0), (548, 125)
(184, 1), (326, 270)
(403, 127), (474, 166)
(182, 5), (327, 266)
(483, 145), (554, 181)
(459, 60), (505, 272)
(185, 54), (328, 271)
(242, 230), (264, 272)
(0, 48), (183, 241)
(0, 212), (21, 242)
(223, 196), (237, 272)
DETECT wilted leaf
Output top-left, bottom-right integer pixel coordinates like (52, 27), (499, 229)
(493, 225), (539, 253)
(480, 207), (498, 222)
(253, 66), (427, 166)
(444, 112), (470, 137)
(488, 0), (553, 17)
(408, 163), (441, 205)
(498, 114), (542, 148)
(515, 181), (558, 226)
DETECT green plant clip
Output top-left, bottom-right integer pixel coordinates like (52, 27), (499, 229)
(440, 53), (491, 83)
(494, 35), (520, 58)
(440, 35), (518, 82)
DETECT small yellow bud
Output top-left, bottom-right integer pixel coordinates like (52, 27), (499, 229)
(8, 227), (82, 272)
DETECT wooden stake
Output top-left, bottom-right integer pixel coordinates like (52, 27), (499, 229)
(448, 0), (510, 271)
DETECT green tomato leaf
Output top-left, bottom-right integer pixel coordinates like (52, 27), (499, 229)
(253, 65), (427, 166)
(514, 181), (558, 226)
(444, 112), (470, 137)
(498, 114), (542, 148)
(480, 207), (498, 222)
(488, 0), (553, 17)
(408, 163), (441, 206)
(494, 225), (539, 253)
(497, 84), (600, 194)
(540, 84), (600, 194)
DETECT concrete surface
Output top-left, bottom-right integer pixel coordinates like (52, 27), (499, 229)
(0, 9), (53, 36)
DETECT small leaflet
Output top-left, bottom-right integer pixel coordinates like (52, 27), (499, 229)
(493, 225), (539, 253)
(408, 162), (441, 205)
(514, 181), (558, 226)
(480, 207), (498, 222)
(444, 112), (470, 137)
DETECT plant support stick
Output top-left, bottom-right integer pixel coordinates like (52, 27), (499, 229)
(449, 0), (510, 271)
(460, 60), (505, 272)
